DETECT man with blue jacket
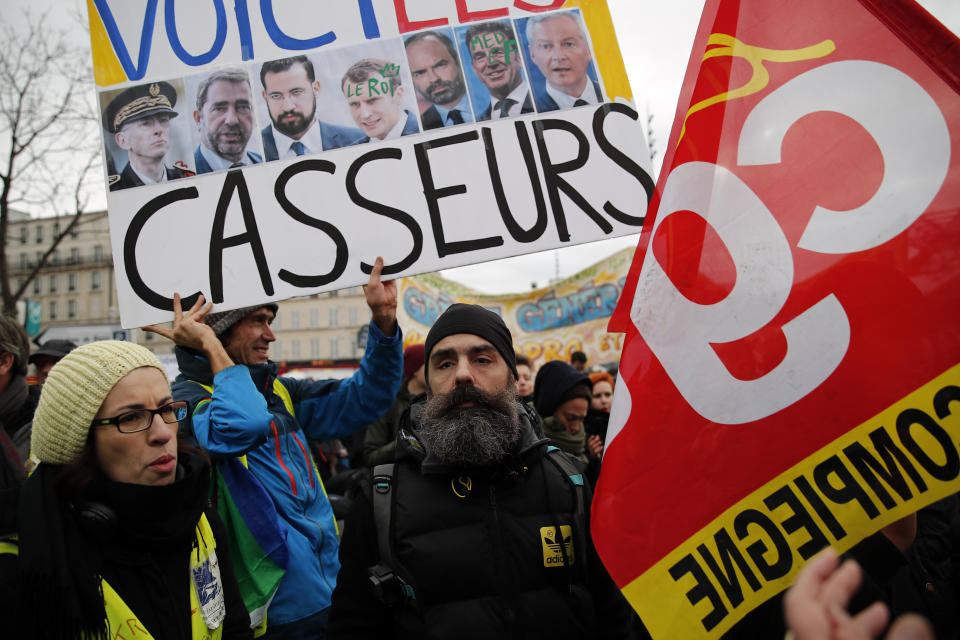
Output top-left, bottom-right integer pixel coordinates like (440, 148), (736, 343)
(152, 258), (402, 639)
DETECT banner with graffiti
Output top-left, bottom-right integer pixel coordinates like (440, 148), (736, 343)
(87, 0), (653, 328)
(397, 247), (633, 367)
(594, 0), (960, 637)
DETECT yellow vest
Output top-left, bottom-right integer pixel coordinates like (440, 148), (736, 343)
(0, 513), (224, 640)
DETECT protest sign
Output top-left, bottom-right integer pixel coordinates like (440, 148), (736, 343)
(592, 0), (960, 637)
(87, 0), (653, 328)
(397, 246), (632, 366)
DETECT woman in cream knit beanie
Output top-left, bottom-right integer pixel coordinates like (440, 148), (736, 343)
(1, 340), (252, 638)
(31, 340), (167, 466)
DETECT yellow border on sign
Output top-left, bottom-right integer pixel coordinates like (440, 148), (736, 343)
(88, 0), (127, 86)
(624, 362), (960, 639)
(565, 0), (633, 102)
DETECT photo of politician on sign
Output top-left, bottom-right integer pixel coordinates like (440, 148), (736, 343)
(456, 20), (534, 122)
(519, 10), (608, 113)
(404, 28), (475, 130)
(341, 58), (421, 143)
(186, 67), (264, 174)
(256, 55), (365, 161)
(100, 79), (195, 191)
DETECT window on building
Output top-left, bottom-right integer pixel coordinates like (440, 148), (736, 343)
(35, 225), (43, 244)
(68, 299), (77, 319)
(273, 341), (282, 360)
(94, 245), (103, 261)
(91, 271), (101, 290)
(15, 278), (24, 293)
(329, 307), (339, 328)
(33, 279), (40, 294)
(19, 227), (26, 244)
(69, 248), (79, 264)
(52, 250), (60, 266)
(329, 338), (339, 359)
(70, 225), (78, 239)
(68, 274), (76, 291)
(49, 301), (57, 320)
(309, 309), (319, 329)
(273, 314), (281, 331)
(49, 275), (57, 293)
(290, 311), (300, 330)
(19, 254), (26, 269)
(349, 307), (358, 326)
(291, 340), (300, 359)
(53, 222), (60, 238)
(311, 338), (320, 359)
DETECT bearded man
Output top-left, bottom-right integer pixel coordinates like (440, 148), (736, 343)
(328, 303), (636, 639)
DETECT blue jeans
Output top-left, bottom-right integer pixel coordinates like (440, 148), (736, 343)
(260, 608), (329, 640)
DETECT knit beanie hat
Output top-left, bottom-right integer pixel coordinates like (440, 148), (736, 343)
(31, 340), (167, 465)
(534, 360), (592, 417)
(204, 302), (279, 337)
(424, 303), (518, 384)
(402, 344), (426, 382)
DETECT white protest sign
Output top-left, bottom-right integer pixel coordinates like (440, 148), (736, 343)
(89, 0), (652, 327)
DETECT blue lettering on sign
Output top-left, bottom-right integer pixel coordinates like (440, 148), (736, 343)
(516, 282), (620, 332)
(93, 0), (382, 78)
(165, 0), (227, 66)
(404, 288), (501, 326)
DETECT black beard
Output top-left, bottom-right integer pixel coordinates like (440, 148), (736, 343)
(424, 75), (466, 106)
(418, 384), (520, 466)
(272, 100), (316, 137)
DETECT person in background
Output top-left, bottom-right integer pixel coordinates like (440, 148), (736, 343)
(515, 353), (535, 403)
(588, 371), (613, 413)
(363, 343), (426, 468)
(533, 360), (602, 466)
(570, 350), (587, 372)
(0, 341), (251, 639)
(29, 338), (77, 386)
(0, 317), (40, 489)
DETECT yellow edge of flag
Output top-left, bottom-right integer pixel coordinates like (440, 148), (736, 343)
(565, 0), (633, 103)
(88, 0), (127, 87)
(624, 362), (960, 639)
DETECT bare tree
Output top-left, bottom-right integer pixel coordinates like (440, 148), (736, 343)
(0, 11), (101, 316)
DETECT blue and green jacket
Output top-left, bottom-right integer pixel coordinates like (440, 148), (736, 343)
(172, 322), (402, 626)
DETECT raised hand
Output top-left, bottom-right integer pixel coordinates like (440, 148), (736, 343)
(363, 256), (398, 336)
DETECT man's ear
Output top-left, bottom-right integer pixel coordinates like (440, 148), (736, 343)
(114, 130), (128, 150)
(0, 352), (16, 377)
(193, 110), (202, 129)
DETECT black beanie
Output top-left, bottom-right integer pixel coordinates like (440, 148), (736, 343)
(533, 360), (592, 417)
(424, 303), (518, 384)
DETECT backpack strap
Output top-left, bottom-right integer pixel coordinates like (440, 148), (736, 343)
(543, 445), (588, 575)
(368, 463), (415, 605)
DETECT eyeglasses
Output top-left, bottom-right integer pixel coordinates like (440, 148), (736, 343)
(90, 401), (189, 434)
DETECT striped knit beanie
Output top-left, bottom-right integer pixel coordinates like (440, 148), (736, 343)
(31, 340), (167, 465)
(204, 303), (279, 337)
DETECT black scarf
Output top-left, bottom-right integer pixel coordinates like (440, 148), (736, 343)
(15, 454), (208, 639)
(0, 375), (28, 436)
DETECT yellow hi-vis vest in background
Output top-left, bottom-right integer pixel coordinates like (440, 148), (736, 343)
(0, 512), (224, 639)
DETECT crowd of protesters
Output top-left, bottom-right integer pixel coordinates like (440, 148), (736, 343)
(0, 265), (956, 639)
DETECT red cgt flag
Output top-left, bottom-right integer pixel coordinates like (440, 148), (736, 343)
(594, 0), (960, 637)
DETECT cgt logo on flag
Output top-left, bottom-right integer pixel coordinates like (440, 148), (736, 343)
(594, 0), (960, 637)
(540, 525), (575, 567)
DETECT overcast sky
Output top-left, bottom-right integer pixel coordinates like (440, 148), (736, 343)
(5, 0), (958, 294)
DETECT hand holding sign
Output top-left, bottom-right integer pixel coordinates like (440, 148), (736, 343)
(363, 256), (398, 336)
(145, 293), (235, 374)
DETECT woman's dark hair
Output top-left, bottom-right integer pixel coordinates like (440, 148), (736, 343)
(516, 354), (532, 369)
